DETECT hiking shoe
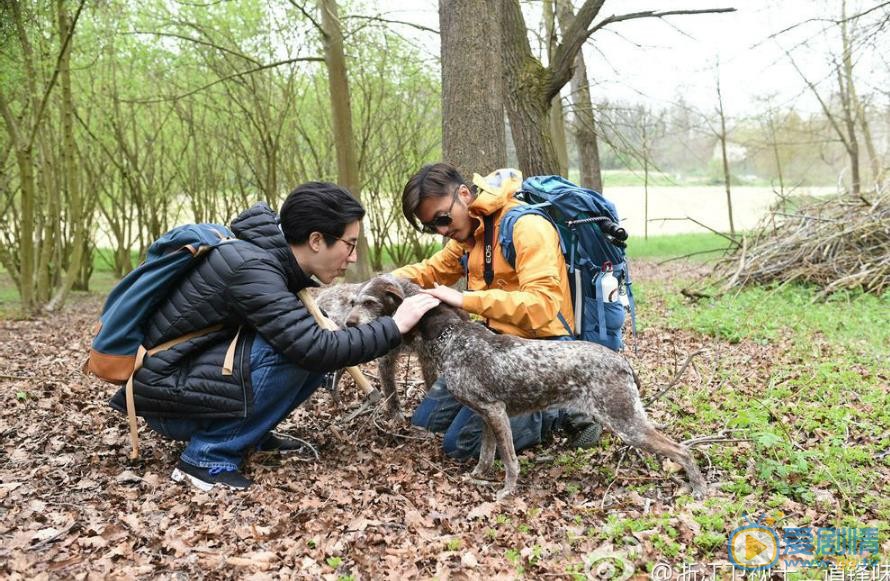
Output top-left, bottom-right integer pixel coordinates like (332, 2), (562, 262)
(171, 460), (252, 491)
(562, 411), (603, 450)
(256, 433), (314, 455)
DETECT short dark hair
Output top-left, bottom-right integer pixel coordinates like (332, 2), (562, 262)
(280, 181), (365, 245)
(401, 163), (469, 231)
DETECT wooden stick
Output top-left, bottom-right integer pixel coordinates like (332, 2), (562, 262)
(297, 289), (381, 402)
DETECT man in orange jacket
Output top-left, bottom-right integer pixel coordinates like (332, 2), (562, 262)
(392, 162), (602, 460)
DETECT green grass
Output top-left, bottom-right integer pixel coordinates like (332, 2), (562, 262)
(625, 232), (733, 262)
(0, 267), (119, 319)
(545, 275), (889, 567)
(654, 280), (889, 517)
(91, 247), (140, 273)
(664, 284), (889, 358)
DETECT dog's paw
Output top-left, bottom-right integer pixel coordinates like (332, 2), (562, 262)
(495, 487), (516, 502)
(462, 473), (495, 487)
(691, 484), (708, 500)
(469, 466), (490, 478)
(386, 406), (404, 423)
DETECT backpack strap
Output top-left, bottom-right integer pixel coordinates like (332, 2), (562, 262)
(620, 261), (638, 344)
(498, 204), (571, 335)
(124, 323), (227, 459)
(556, 312), (573, 336)
(482, 214), (495, 287)
(499, 203), (563, 268)
(594, 271), (608, 343)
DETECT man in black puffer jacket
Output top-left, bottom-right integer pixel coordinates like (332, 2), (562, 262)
(110, 182), (440, 491)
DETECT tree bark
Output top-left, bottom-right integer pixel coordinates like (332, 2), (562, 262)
(544, 0), (568, 176)
(715, 71), (735, 237)
(556, 0), (602, 191)
(440, 0), (506, 177)
(319, 0), (371, 280)
(839, 1), (860, 196)
(502, 0), (560, 175)
(48, 0), (85, 312)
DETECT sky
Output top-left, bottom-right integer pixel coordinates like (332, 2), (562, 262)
(364, 0), (889, 116)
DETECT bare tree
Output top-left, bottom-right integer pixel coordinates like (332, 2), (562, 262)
(715, 63), (735, 237)
(780, 0), (887, 197)
(313, 0), (367, 279)
(500, 0), (735, 176)
(48, 0), (89, 311)
(0, 0), (86, 313)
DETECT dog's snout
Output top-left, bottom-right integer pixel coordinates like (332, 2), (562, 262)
(345, 316), (359, 327)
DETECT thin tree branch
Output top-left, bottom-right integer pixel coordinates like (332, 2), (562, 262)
(767, 1), (890, 39)
(645, 349), (708, 405)
(783, 45), (853, 155)
(287, 0), (324, 36)
(120, 57), (324, 104)
(345, 14), (439, 35)
(549, 5), (736, 101)
(126, 30), (261, 65)
(652, 217), (739, 244)
(588, 8), (737, 38)
(549, 0), (606, 101)
(26, 0), (87, 150)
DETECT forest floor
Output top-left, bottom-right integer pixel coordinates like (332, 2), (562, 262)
(1, 260), (887, 580)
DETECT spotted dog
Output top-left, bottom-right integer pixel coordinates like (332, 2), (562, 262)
(345, 274), (707, 500)
(315, 282), (435, 418)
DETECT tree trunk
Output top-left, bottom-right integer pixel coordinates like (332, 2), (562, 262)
(715, 73), (735, 237)
(544, 0), (568, 176)
(440, 0), (506, 177)
(48, 0), (85, 312)
(14, 147), (36, 313)
(767, 112), (786, 195)
(318, 0), (370, 280)
(556, 0), (602, 191)
(502, 0), (560, 175)
(641, 117), (649, 240)
(839, 0), (861, 196)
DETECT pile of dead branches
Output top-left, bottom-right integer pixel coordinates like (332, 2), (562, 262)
(713, 192), (889, 297)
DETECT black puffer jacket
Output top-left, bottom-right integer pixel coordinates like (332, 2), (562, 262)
(110, 203), (401, 419)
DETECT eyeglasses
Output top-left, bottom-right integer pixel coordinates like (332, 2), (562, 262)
(419, 187), (461, 234)
(329, 235), (357, 255)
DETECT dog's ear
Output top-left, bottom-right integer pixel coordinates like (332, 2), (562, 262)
(381, 282), (404, 306)
(375, 275), (404, 312)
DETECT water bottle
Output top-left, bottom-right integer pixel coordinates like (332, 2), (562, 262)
(600, 262), (619, 303)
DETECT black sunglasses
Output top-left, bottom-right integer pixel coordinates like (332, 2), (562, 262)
(419, 187), (461, 234)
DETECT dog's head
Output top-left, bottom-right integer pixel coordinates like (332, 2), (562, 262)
(316, 282), (362, 328)
(345, 274), (406, 327)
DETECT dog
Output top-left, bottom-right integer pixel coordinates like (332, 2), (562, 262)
(315, 282), (436, 418)
(344, 274), (708, 500)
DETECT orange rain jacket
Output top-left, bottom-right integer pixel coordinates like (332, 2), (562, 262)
(392, 169), (574, 339)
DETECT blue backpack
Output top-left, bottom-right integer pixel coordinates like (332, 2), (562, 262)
(497, 175), (635, 351)
(86, 223), (237, 458)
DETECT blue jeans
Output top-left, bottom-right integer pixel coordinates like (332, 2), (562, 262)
(412, 335), (574, 460)
(146, 334), (324, 471)
(412, 379), (555, 460)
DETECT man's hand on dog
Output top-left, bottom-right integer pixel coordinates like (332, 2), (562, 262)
(392, 294), (441, 334)
(421, 283), (464, 309)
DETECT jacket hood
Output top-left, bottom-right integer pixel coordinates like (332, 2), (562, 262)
(468, 168), (523, 217)
(230, 202), (318, 289)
